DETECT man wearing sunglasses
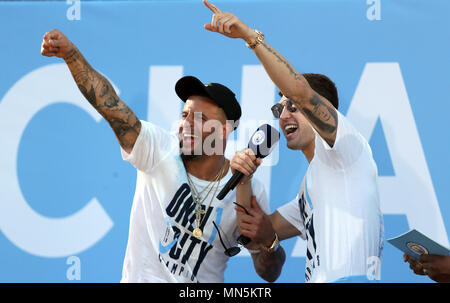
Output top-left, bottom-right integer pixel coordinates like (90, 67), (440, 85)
(205, 0), (383, 283)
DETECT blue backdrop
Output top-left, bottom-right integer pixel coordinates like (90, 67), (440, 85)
(0, 0), (449, 283)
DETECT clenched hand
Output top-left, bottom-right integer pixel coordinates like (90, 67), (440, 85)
(41, 29), (74, 59)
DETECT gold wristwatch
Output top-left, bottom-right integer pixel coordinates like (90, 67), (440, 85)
(245, 29), (264, 49)
(262, 233), (280, 253)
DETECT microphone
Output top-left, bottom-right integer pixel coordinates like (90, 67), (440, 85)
(217, 124), (280, 200)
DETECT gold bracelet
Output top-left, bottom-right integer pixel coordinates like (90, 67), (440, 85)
(261, 233), (280, 253)
(245, 30), (265, 49)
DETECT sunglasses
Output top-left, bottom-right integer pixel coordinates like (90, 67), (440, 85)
(212, 202), (252, 257)
(212, 221), (241, 257)
(271, 99), (297, 119)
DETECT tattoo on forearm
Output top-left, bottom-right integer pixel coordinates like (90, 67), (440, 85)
(258, 41), (337, 143)
(260, 41), (303, 82)
(104, 95), (119, 108)
(65, 47), (141, 150)
(78, 84), (97, 108)
(98, 79), (110, 98)
(302, 93), (337, 134)
(63, 48), (78, 64)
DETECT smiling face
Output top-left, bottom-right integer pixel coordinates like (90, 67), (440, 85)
(278, 96), (316, 151)
(178, 95), (230, 159)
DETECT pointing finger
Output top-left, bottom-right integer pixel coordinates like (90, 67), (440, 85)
(203, 0), (222, 14)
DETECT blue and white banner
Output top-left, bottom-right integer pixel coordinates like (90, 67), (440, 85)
(0, 0), (448, 282)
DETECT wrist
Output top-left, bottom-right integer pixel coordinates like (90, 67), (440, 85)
(263, 234), (276, 248)
(261, 233), (279, 253)
(238, 175), (253, 185)
(63, 43), (77, 61)
(244, 29), (265, 50)
(243, 29), (258, 44)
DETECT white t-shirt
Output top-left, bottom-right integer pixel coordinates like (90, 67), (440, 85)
(277, 111), (384, 283)
(120, 120), (269, 283)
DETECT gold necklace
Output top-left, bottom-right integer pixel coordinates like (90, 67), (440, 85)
(192, 171), (223, 238)
(187, 170), (220, 206)
(187, 162), (226, 238)
(186, 159), (225, 204)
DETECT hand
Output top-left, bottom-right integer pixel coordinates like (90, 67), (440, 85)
(230, 148), (262, 185)
(419, 254), (450, 282)
(403, 253), (427, 276)
(41, 29), (74, 59)
(203, 0), (256, 41)
(236, 196), (276, 247)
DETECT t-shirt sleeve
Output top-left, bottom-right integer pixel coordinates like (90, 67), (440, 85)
(313, 110), (370, 169)
(120, 120), (178, 172)
(277, 195), (307, 240)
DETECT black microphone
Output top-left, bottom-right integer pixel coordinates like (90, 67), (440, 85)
(217, 124), (280, 200)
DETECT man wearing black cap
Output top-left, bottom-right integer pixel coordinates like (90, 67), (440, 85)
(41, 29), (285, 282)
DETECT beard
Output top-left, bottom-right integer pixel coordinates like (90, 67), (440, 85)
(181, 153), (201, 162)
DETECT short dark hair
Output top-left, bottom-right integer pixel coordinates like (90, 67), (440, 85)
(278, 73), (339, 109)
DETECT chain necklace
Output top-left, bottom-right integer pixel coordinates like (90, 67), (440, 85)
(187, 162), (227, 239)
(187, 167), (221, 206)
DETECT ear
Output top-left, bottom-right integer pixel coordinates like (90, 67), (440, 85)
(222, 122), (233, 139)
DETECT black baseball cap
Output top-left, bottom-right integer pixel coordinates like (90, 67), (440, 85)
(175, 76), (242, 126)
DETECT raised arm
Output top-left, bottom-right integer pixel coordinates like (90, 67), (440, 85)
(203, 1), (338, 147)
(41, 29), (141, 153)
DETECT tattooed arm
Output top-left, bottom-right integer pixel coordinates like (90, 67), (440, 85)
(41, 29), (141, 153)
(251, 40), (337, 146)
(203, 1), (338, 147)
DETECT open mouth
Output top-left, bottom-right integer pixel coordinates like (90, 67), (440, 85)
(284, 124), (298, 135)
(181, 133), (199, 144)
(182, 133), (199, 139)
(180, 132), (201, 148)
